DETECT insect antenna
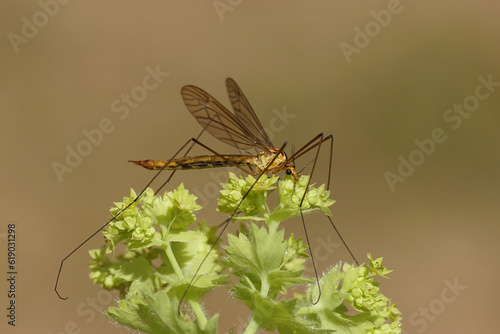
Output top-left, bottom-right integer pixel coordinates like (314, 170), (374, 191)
(297, 159), (314, 176)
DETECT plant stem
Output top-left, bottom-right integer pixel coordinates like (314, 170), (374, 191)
(165, 243), (184, 280)
(165, 242), (208, 328)
(188, 298), (208, 328)
(243, 314), (260, 334)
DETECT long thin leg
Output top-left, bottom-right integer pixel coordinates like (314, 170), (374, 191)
(55, 134), (208, 299)
(286, 133), (331, 165)
(326, 216), (359, 266)
(297, 133), (328, 304)
(178, 142), (288, 314)
(322, 134), (359, 266)
(292, 133), (358, 303)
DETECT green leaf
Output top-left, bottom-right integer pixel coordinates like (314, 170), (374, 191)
(108, 285), (218, 334)
(225, 223), (286, 278)
(232, 285), (319, 333)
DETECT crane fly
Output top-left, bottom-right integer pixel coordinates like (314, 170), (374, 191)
(54, 78), (358, 309)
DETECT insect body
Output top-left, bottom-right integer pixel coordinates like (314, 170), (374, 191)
(131, 149), (296, 178)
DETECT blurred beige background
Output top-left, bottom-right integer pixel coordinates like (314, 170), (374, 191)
(1, 1), (499, 333)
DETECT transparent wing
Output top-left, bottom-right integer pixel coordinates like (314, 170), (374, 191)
(226, 78), (274, 150)
(181, 84), (272, 151)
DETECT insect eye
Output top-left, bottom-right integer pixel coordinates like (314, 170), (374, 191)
(286, 168), (292, 175)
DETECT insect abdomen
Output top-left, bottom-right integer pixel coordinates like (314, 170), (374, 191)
(130, 155), (255, 170)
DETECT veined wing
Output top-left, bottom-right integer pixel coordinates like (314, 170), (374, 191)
(226, 78), (274, 150)
(181, 84), (271, 151)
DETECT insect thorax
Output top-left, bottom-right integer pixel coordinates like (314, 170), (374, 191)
(256, 149), (288, 174)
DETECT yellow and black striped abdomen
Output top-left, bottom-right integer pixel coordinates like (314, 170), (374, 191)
(130, 155), (257, 171)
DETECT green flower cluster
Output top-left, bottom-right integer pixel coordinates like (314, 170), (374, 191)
(217, 172), (279, 216)
(278, 175), (335, 213)
(103, 186), (201, 252)
(301, 254), (401, 334)
(88, 173), (402, 334)
(218, 173), (335, 227)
